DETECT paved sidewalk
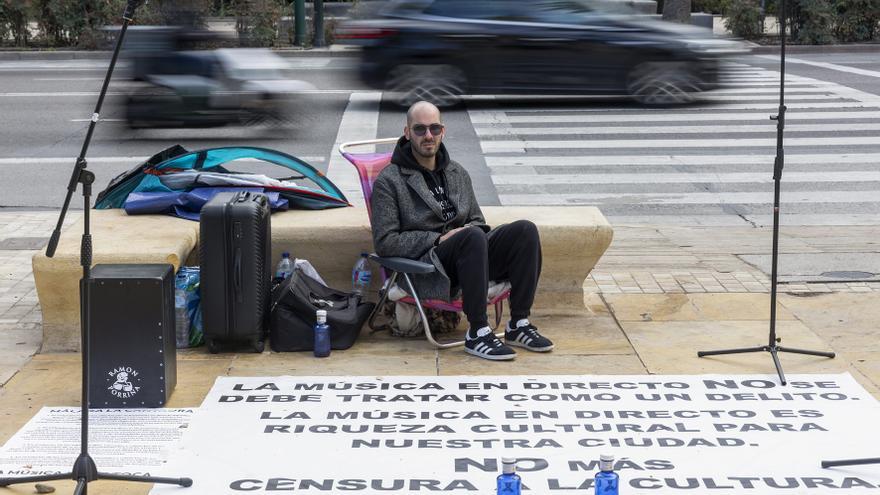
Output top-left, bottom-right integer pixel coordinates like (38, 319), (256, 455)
(0, 210), (80, 386)
(586, 224), (880, 295)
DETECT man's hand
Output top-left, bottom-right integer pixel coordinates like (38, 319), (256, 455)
(438, 227), (466, 244)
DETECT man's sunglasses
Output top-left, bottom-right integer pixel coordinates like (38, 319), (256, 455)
(411, 123), (444, 137)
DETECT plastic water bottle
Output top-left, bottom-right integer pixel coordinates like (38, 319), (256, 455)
(595, 454), (619, 495)
(174, 267), (200, 348)
(174, 286), (189, 349)
(275, 251), (293, 280)
(352, 252), (372, 297)
(496, 458), (521, 495)
(314, 309), (331, 358)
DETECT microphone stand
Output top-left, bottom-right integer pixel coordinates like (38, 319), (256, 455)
(0, 1), (192, 493)
(696, 0), (835, 386)
(823, 458), (880, 469)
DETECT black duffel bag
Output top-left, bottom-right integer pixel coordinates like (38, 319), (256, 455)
(269, 267), (375, 352)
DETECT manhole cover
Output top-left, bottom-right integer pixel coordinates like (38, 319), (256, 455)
(0, 237), (49, 250)
(820, 271), (875, 280)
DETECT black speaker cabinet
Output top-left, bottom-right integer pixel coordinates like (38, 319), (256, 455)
(87, 264), (177, 408)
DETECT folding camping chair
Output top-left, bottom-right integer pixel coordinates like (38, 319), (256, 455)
(339, 138), (510, 348)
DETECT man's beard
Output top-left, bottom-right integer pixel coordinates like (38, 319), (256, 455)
(413, 141), (438, 158)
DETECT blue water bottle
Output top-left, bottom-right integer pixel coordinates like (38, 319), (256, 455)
(595, 454), (619, 495)
(496, 458), (521, 495)
(314, 309), (331, 358)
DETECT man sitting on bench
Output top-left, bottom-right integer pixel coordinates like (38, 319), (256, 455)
(370, 101), (554, 361)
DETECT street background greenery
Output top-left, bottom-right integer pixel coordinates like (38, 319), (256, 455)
(0, 0), (878, 48)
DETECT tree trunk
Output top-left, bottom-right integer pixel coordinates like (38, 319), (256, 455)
(662, 0), (692, 23)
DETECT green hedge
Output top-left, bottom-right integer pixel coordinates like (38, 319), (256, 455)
(725, 0), (764, 38)
(3, 0), (878, 47)
(0, 0), (32, 46)
(679, 0), (880, 42)
(833, 0), (880, 41)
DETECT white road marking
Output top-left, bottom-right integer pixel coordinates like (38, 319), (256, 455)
(0, 155), (326, 165)
(484, 153), (880, 167)
(468, 110), (880, 124)
(760, 55), (880, 79)
(474, 123), (880, 136)
(499, 191), (880, 205)
(481, 136), (880, 152)
(325, 92), (383, 207)
(491, 171), (880, 185)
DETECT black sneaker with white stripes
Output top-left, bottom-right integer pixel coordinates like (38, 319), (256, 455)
(506, 321), (554, 352)
(465, 327), (516, 361)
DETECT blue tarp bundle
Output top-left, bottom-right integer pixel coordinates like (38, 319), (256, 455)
(123, 187), (289, 221)
(95, 145), (349, 220)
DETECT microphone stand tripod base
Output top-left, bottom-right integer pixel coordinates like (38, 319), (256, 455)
(697, 344), (835, 386)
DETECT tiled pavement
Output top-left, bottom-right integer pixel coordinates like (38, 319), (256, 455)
(585, 270), (880, 294)
(0, 211), (81, 326)
(585, 224), (880, 295)
(0, 210), (81, 385)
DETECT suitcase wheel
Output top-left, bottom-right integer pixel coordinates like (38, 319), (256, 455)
(252, 338), (265, 353)
(207, 339), (220, 354)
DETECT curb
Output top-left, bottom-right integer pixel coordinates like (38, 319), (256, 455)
(747, 43), (880, 54)
(0, 46), (360, 61)
(4, 42), (880, 60)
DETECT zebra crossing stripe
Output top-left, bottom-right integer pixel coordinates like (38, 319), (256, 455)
(717, 81), (837, 87)
(468, 111), (880, 124)
(490, 171), (880, 185)
(497, 191), (880, 206)
(481, 136), (880, 152)
(484, 153), (880, 167)
(705, 94), (858, 101)
(474, 123), (880, 136)
(708, 86), (839, 94)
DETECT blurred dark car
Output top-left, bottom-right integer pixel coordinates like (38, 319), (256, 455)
(337, 0), (749, 106)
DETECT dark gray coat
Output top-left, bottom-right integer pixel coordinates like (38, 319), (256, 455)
(370, 143), (489, 301)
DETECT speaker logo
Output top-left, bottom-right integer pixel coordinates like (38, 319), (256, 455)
(106, 366), (142, 399)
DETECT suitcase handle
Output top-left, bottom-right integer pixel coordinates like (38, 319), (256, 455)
(234, 247), (243, 303)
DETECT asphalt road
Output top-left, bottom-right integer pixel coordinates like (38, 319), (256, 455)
(1, 50), (879, 230)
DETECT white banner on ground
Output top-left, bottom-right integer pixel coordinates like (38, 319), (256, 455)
(0, 407), (194, 478)
(151, 374), (880, 494)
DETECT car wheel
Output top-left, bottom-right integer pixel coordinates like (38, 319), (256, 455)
(627, 61), (700, 106)
(386, 64), (466, 108)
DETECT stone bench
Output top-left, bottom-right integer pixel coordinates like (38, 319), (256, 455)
(33, 206), (613, 352)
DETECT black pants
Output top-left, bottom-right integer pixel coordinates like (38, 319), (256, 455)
(434, 220), (542, 330)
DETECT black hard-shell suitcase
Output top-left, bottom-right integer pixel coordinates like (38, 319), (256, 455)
(200, 191), (271, 353)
